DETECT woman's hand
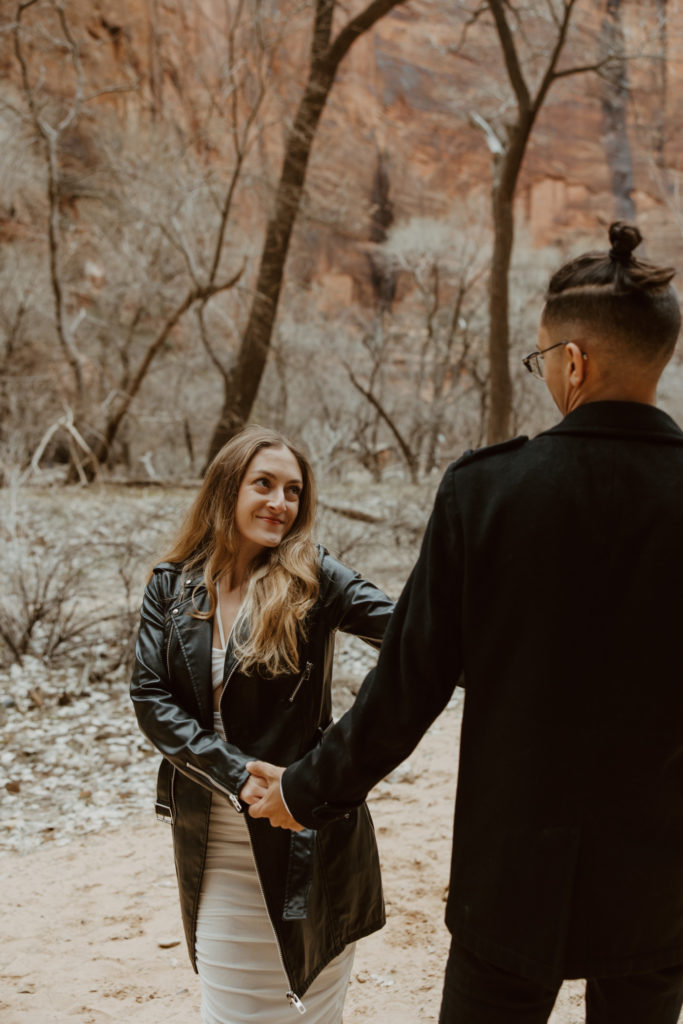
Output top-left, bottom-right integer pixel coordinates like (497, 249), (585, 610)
(244, 760), (304, 831)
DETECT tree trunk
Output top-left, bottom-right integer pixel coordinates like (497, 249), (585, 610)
(487, 184), (514, 444)
(484, 0), (580, 444)
(599, 0), (636, 220)
(653, 0), (669, 183)
(486, 120), (532, 444)
(205, 65), (336, 462)
(204, 0), (405, 466)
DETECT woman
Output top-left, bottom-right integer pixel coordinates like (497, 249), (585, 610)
(130, 426), (394, 1023)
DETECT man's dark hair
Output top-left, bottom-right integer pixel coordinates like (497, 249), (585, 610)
(542, 222), (681, 361)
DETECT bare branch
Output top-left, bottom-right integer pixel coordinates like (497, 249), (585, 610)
(469, 111), (505, 155)
(318, 499), (385, 524)
(12, 1), (85, 401)
(91, 263), (246, 471)
(160, 220), (203, 285)
(327, 0), (406, 69)
(83, 79), (143, 104)
(195, 304), (231, 378)
(346, 362), (418, 483)
(53, 0), (84, 133)
(531, 0), (579, 113)
(552, 57), (613, 81)
(449, 3), (489, 57)
(487, 0), (531, 111)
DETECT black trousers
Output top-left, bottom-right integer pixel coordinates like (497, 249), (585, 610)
(439, 941), (683, 1024)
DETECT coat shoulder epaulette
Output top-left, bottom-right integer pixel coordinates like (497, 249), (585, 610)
(451, 434), (528, 471)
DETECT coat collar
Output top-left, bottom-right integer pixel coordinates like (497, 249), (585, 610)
(539, 400), (683, 446)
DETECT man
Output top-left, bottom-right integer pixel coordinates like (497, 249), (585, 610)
(245, 223), (683, 1023)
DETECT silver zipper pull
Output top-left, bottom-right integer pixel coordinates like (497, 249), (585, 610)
(228, 792), (243, 813)
(289, 661), (312, 703)
(287, 992), (306, 1014)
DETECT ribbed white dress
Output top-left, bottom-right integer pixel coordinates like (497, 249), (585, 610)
(194, 605), (354, 1022)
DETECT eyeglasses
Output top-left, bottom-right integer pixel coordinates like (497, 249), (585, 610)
(521, 341), (569, 380)
(522, 340), (588, 380)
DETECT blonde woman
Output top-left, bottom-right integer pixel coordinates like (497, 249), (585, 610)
(131, 426), (394, 1023)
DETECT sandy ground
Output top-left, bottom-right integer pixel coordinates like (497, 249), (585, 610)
(0, 693), (596, 1024)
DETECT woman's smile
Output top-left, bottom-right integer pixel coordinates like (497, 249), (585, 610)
(234, 446), (303, 554)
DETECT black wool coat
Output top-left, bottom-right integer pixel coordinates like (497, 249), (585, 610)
(284, 401), (683, 985)
(130, 549), (394, 1001)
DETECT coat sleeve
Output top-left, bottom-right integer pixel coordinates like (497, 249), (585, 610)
(130, 573), (250, 812)
(284, 470), (463, 828)
(319, 552), (395, 647)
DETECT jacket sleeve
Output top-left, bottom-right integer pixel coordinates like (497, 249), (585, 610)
(284, 470), (463, 828)
(130, 573), (250, 812)
(319, 551), (395, 647)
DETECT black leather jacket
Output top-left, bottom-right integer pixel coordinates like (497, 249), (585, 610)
(130, 549), (394, 1005)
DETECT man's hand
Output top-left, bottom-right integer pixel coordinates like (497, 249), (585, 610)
(244, 760), (304, 831)
(239, 771), (268, 805)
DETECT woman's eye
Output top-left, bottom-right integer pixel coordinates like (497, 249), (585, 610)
(287, 487), (301, 499)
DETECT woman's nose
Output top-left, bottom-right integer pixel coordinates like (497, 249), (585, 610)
(267, 489), (286, 510)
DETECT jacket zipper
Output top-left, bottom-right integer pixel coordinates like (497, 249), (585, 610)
(169, 765), (177, 822)
(182, 760), (243, 812)
(243, 816), (306, 1013)
(166, 616), (175, 680)
(288, 661), (312, 704)
(220, 661), (306, 1013)
(184, 651), (242, 811)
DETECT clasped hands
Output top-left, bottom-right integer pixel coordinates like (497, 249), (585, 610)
(239, 760), (304, 831)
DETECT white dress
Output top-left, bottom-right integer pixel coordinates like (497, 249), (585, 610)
(195, 597), (355, 1023)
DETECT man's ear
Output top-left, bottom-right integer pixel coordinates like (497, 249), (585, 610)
(566, 341), (586, 386)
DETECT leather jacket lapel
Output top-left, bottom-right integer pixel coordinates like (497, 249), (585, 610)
(171, 575), (214, 725)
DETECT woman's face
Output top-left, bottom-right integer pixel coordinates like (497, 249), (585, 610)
(234, 446), (303, 555)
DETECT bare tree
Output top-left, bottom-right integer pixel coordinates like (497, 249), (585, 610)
(4, 0), (271, 479)
(468, 0), (613, 444)
(204, 0), (407, 464)
(11, 0), (92, 408)
(344, 210), (490, 480)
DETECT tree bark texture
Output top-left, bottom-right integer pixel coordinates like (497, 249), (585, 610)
(487, 95), (542, 444)
(653, 0), (668, 181)
(599, 0), (636, 221)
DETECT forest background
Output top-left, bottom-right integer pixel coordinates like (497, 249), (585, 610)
(1, 1), (683, 1021)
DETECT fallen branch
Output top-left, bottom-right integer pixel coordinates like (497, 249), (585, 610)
(318, 499), (385, 524)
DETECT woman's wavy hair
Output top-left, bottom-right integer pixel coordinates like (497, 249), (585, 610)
(162, 426), (319, 677)
(541, 222), (681, 362)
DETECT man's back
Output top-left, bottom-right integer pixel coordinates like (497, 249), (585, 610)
(448, 400), (683, 983)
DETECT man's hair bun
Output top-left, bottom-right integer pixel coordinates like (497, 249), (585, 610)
(542, 221), (680, 360)
(608, 221), (642, 265)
